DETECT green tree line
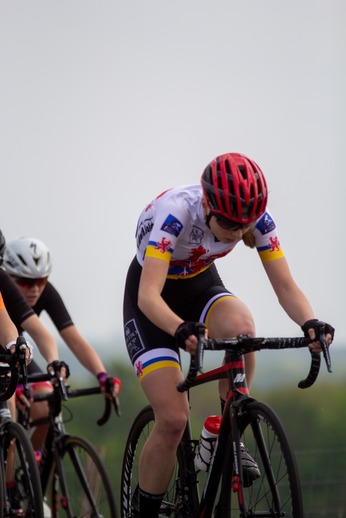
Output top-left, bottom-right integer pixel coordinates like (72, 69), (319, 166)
(60, 359), (346, 516)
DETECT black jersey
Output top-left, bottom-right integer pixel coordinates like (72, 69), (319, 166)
(0, 269), (34, 328)
(0, 269), (73, 333)
(32, 282), (73, 332)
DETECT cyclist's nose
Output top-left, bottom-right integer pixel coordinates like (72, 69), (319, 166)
(229, 228), (243, 239)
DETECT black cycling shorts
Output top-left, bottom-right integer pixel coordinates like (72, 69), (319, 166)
(123, 257), (236, 382)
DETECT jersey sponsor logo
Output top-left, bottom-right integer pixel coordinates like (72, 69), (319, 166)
(189, 226), (204, 245)
(124, 319), (145, 360)
(268, 236), (280, 252)
(160, 214), (183, 237)
(136, 217), (154, 249)
(154, 237), (172, 254)
(257, 212), (276, 235)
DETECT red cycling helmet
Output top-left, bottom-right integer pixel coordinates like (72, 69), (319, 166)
(201, 153), (268, 224)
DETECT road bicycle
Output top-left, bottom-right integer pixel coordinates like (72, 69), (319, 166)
(0, 336), (44, 518)
(120, 326), (332, 518)
(18, 365), (120, 518)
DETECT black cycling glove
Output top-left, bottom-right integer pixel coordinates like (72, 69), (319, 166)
(301, 319), (335, 341)
(175, 322), (206, 350)
(47, 360), (70, 379)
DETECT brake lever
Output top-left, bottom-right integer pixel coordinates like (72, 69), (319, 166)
(298, 330), (332, 389)
(51, 368), (68, 401)
(195, 324), (207, 374)
(18, 343), (28, 382)
(97, 378), (121, 425)
(319, 332), (332, 373)
(58, 374), (68, 401)
(113, 396), (121, 417)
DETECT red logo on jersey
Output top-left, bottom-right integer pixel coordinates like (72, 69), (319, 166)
(135, 361), (143, 378)
(155, 238), (172, 254)
(269, 236), (280, 252)
(188, 246), (208, 262)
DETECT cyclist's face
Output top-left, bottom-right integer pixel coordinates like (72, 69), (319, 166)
(202, 199), (251, 243)
(11, 276), (46, 307)
(209, 216), (251, 243)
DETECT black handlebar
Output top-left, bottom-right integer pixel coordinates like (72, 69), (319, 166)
(177, 331), (332, 393)
(97, 377), (121, 425)
(19, 369), (121, 426)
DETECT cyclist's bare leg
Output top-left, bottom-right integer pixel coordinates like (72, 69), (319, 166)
(30, 385), (53, 451)
(206, 297), (256, 399)
(139, 366), (190, 495)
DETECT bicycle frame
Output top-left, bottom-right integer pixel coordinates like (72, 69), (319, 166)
(23, 380), (118, 518)
(179, 349), (251, 517)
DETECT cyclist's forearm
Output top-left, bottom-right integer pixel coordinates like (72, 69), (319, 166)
(0, 307), (18, 347)
(138, 256), (183, 336)
(21, 314), (59, 363)
(138, 288), (183, 337)
(59, 325), (106, 377)
(264, 257), (315, 327)
(278, 287), (315, 326)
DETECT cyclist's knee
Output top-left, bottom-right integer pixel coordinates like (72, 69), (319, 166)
(156, 409), (189, 444)
(29, 382), (52, 420)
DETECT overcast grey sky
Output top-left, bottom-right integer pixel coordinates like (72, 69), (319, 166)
(1, 1), (345, 362)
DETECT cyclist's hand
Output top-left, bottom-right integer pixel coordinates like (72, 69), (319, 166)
(47, 360), (70, 383)
(6, 340), (33, 366)
(175, 322), (207, 355)
(15, 384), (31, 413)
(301, 319), (335, 352)
(97, 373), (121, 399)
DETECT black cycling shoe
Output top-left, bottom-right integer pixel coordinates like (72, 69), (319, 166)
(240, 442), (261, 487)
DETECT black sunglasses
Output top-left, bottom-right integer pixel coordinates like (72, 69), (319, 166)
(14, 276), (48, 289)
(212, 213), (249, 231)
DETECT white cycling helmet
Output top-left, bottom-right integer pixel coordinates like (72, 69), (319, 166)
(3, 237), (52, 278)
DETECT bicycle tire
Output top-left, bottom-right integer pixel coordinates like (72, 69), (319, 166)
(1, 421), (43, 518)
(221, 401), (303, 518)
(121, 405), (196, 518)
(49, 435), (118, 518)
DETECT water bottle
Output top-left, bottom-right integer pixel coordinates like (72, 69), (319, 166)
(195, 415), (222, 472)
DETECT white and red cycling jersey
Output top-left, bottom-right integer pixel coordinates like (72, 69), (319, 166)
(135, 185), (284, 278)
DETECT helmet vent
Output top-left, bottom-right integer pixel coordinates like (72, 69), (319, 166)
(17, 254), (28, 266)
(33, 257), (40, 266)
(238, 166), (247, 180)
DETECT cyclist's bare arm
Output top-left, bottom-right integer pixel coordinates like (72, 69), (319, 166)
(263, 257), (332, 351)
(59, 325), (120, 397)
(21, 313), (59, 364)
(0, 305), (19, 348)
(138, 256), (198, 353)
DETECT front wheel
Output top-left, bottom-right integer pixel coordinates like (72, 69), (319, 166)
(49, 435), (118, 518)
(2, 421), (43, 518)
(221, 401), (303, 518)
